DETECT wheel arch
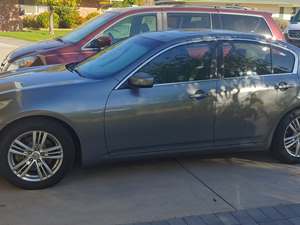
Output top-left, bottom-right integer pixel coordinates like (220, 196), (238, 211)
(269, 106), (300, 149)
(0, 114), (82, 166)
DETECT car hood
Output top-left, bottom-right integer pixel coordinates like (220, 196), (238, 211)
(8, 39), (70, 62)
(0, 65), (87, 94)
(287, 23), (300, 30)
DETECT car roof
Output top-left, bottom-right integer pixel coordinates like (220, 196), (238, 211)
(140, 30), (267, 43)
(137, 30), (294, 50)
(107, 5), (272, 16)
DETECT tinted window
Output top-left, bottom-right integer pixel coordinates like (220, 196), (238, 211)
(61, 12), (117, 43)
(218, 14), (272, 37)
(167, 13), (211, 30)
(102, 14), (157, 44)
(139, 42), (216, 84)
(212, 14), (221, 29)
(222, 41), (272, 78)
(292, 10), (300, 23)
(77, 36), (162, 79)
(272, 47), (295, 74)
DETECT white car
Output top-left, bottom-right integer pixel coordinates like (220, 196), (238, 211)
(285, 10), (300, 47)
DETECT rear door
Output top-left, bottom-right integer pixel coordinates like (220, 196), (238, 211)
(215, 40), (298, 146)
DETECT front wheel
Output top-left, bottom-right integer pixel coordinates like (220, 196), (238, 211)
(272, 109), (300, 164)
(0, 118), (75, 189)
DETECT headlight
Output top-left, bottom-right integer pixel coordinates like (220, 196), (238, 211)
(7, 55), (41, 71)
(0, 54), (10, 72)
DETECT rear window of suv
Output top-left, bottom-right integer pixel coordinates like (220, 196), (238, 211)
(213, 14), (272, 37)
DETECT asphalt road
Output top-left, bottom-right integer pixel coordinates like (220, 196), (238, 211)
(1, 37), (300, 225)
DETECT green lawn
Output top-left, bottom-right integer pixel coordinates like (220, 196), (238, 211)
(0, 29), (71, 42)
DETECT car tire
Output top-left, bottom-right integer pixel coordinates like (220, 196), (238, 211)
(0, 118), (75, 189)
(272, 109), (300, 164)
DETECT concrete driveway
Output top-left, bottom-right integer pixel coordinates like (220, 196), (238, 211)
(0, 37), (31, 62)
(1, 38), (300, 225)
(1, 152), (300, 225)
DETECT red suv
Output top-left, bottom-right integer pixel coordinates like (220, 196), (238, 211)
(0, 5), (284, 72)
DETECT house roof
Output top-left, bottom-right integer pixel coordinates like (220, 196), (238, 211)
(178, 0), (300, 6)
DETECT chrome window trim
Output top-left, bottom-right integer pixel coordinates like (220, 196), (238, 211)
(114, 37), (298, 90)
(153, 78), (220, 87)
(81, 12), (160, 51)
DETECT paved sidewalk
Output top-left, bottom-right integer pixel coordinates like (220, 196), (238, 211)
(123, 204), (300, 225)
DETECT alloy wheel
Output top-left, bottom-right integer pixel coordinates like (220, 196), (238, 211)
(284, 117), (300, 158)
(7, 130), (64, 182)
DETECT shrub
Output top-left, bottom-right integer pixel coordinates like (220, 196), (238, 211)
(76, 16), (85, 26)
(36, 11), (59, 28)
(85, 12), (100, 21)
(23, 15), (39, 28)
(55, 6), (81, 28)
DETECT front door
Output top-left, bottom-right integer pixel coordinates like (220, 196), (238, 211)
(105, 41), (218, 153)
(215, 40), (298, 145)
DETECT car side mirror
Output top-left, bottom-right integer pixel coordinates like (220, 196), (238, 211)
(128, 72), (154, 88)
(90, 36), (112, 50)
(290, 16), (294, 22)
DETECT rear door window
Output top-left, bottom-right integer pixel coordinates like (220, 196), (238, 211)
(272, 47), (295, 74)
(215, 14), (272, 37)
(221, 41), (272, 78)
(167, 13), (211, 30)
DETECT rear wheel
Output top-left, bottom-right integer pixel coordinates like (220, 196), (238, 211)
(272, 110), (300, 164)
(0, 118), (75, 189)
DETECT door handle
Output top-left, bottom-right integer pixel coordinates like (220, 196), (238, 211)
(189, 90), (209, 100)
(275, 82), (294, 91)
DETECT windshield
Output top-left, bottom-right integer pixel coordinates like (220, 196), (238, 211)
(61, 12), (118, 43)
(76, 36), (163, 79)
(292, 10), (300, 23)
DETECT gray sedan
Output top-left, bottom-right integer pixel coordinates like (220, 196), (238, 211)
(0, 31), (299, 189)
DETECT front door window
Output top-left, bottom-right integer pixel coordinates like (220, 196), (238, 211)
(103, 14), (157, 44)
(139, 42), (217, 83)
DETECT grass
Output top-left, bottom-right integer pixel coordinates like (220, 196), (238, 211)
(0, 29), (71, 42)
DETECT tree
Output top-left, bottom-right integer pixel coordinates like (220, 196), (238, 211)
(37, 0), (79, 35)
